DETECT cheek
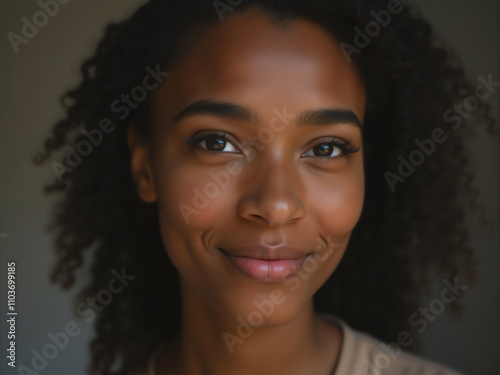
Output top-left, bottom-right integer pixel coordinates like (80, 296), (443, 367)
(151, 157), (231, 293)
(305, 163), (365, 238)
(154, 155), (238, 229)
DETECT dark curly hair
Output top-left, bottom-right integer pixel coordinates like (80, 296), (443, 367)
(35, 0), (496, 374)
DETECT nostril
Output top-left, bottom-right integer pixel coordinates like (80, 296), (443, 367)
(250, 214), (267, 223)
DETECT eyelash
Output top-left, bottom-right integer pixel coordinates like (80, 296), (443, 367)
(185, 130), (360, 161)
(186, 131), (240, 153)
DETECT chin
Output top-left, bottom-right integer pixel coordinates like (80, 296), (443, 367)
(214, 280), (316, 330)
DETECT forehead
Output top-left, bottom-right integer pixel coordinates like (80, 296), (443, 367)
(154, 6), (366, 123)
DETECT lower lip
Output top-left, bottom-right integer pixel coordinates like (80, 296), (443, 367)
(222, 252), (306, 281)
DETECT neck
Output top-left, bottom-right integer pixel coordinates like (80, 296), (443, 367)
(159, 279), (342, 375)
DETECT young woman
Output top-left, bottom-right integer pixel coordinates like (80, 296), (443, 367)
(36, 0), (495, 374)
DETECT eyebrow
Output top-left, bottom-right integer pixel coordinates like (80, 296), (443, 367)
(170, 99), (362, 128)
(296, 107), (362, 128)
(171, 100), (259, 125)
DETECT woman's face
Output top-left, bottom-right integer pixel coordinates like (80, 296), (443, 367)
(130, 7), (366, 326)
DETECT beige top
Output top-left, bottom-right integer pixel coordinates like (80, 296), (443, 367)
(147, 315), (463, 375)
(321, 315), (463, 375)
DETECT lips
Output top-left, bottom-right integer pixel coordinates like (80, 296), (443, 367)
(220, 244), (309, 281)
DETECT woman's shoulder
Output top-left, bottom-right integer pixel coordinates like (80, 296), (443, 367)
(321, 314), (464, 375)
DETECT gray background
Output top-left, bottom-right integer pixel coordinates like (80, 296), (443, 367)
(0, 0), (498, 374)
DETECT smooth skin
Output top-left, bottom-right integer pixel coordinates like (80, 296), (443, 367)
(128, 5), (366, 375)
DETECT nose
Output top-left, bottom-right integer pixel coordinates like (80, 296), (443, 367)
(237, 164), (306, 226)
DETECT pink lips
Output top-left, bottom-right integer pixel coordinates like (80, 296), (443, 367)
(220, 244), (308, 281)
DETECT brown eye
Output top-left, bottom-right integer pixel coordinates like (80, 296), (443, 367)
(204, 136), (227, 151)
(301, 137), (360, 161)
(303, 142), (342, 158)
(312, 144), (339, 157)
(186, 131), (239, 153)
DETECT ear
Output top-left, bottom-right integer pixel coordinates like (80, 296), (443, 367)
(127, 126), (157, 203)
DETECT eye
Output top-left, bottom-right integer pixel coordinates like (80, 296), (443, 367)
(301, 137), (359, 160)
(186, 131), (240, 153)
(303, 143), (342, 158)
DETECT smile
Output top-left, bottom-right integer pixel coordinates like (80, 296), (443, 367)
(219, 245), (309, 281)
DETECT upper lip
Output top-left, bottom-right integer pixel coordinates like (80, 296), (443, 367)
(220, 244), (307, 260)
